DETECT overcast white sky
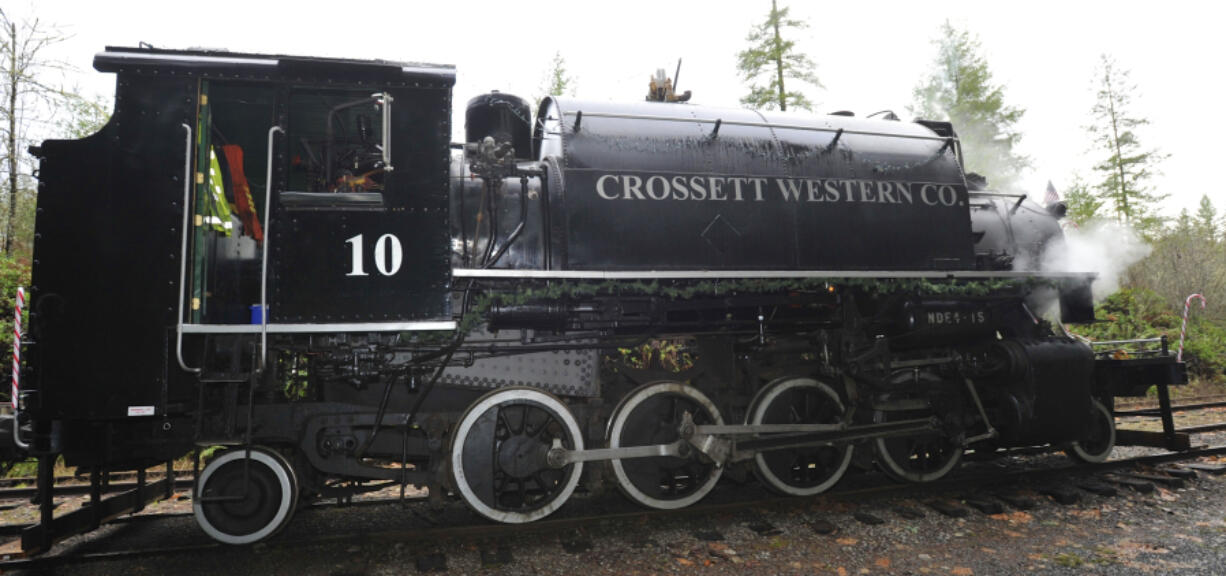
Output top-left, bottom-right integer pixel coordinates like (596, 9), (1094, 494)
(20, 0), (1225, 216)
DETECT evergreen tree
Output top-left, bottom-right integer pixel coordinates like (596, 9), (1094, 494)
(1086, 54), (1167, 237)
(1062, 176), (1103, 227)
(1175, 208), (1193, 234)
(736, 0), (820, 111)
(912, 21), (1028, 189)
(539, 51), (575, 100)
(1195, 194), (1219, 244)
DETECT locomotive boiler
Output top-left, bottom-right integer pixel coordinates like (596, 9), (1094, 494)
(4, 46), (1185, 551)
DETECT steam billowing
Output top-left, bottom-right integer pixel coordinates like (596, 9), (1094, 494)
(1040, 221), (1152, 302)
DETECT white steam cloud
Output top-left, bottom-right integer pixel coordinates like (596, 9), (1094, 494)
(1041, 221), (1152, 302)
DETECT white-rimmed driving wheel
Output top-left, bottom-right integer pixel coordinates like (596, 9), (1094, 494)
(748, 377), (853, 496)
(450, 387), (584, 523)
(607, 382), (724, 510)
(873, 409), (964, 483)
(193, 447), (298, 545)
(1065, 399), (1116, 463)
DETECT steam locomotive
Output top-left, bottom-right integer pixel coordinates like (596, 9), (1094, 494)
(4, 46), (1185, 550)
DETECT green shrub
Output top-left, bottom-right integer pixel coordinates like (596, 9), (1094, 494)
(1069, 287), (1226, 382)
(1180, 318), (1226, 382)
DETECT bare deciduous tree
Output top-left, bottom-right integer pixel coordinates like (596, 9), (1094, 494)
(1129, 195), (1226, 325)
(1, 7), (70, 255)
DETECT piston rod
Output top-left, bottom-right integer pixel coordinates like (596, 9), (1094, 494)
(545, 418), (940, 468)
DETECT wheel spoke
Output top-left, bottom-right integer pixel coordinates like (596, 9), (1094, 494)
(532, 471), (551, 492)
(497, 406), (512, 437)
(532, 412), (556, 441)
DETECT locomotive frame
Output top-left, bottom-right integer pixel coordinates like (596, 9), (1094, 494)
(4, 46), (1187, 552)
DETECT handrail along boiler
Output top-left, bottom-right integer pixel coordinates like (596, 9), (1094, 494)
(5, 46), (1186, 550)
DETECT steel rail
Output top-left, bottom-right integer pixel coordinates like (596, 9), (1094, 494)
(1177, 422), (1226, 434)
(1116, 393), (1226, 411)
(1115, 399), (1226, 416)
(0, 469), (194, 489)
(0, 478), (196, 500)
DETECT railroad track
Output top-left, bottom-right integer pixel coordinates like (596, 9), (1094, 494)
(0, 469), (188, 490)
(2, 442), (1224, 572)
(1, 395), (1225, 569)
(3, 392), (1221, 491)
(1114, 394), (1226, 437)
(1115, 393), (1226, 411)
(1, 394), (1220, 500)
(0, 478), (196, 501)
(1116, 397), (1226, 417)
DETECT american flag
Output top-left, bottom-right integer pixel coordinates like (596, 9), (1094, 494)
(1044, 181), (1060, 205)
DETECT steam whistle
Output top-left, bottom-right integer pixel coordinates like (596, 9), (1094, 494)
(646, 58), (692, 103)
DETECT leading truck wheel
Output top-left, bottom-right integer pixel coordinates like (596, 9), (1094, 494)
(194, 447), (298, 545)
(1065, 399), (1116, 463)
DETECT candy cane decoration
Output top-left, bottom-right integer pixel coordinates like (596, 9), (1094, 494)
(1177, 293), (1207, 362)
(11, 286), (23, 411)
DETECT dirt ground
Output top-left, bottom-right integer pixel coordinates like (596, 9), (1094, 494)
(1, 452), (1224, 575)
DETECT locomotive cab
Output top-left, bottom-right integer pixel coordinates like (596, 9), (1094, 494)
(23, 46), (456, 470)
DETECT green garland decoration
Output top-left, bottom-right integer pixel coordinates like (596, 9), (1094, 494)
(426, 275), (1056, 338)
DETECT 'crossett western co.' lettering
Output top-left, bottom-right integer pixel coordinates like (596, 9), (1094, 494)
(592, 173), (963, 207)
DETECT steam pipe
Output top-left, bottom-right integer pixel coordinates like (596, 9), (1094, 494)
(484, 175), (529, 268)
(480, 180), (497, 266)
(459, 162), (469, 267)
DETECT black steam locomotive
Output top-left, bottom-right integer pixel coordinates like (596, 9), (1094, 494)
(4, 46), (1185, 550)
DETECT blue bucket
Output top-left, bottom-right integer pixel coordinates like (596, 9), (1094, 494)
(250, 305), (265, 324)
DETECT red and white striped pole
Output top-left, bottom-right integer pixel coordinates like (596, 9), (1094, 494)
(1177, 293), (1207, 362)
(11, 286), (23, 412)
